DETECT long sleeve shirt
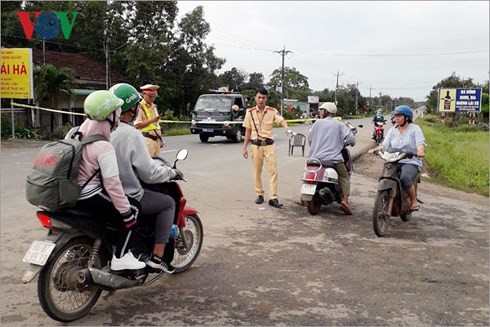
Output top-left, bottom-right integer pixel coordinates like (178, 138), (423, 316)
(111, 123), (176, 201)
(77, 119), (130, 215)
(308, 117), (356, 163)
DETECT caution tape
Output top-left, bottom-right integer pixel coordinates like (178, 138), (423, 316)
(12, 102), (86, 116)
(11, 103), (318, 125)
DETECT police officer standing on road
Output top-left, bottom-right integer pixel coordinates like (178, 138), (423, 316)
(242, 86), (292, 209)
(134, 84), (164, 157)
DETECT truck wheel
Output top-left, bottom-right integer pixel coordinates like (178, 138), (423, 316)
(231, 129), (243, 143)
(199, 134), (209, 143)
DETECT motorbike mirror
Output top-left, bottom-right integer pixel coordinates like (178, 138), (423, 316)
(173, 149), (188, 169)
(176, 149), (188, 161)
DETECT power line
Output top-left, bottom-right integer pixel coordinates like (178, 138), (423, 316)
(294, 50), (489, 57)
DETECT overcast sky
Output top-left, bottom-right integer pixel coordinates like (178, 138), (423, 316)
(177, 1), (489, 101)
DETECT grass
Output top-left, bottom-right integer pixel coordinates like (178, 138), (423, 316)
(161, 123), (192, 137)
(417, 115), (489, 197)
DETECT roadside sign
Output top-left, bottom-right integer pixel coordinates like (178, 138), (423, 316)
(437, 88), (482, 112)
(0, 48), (34, 99)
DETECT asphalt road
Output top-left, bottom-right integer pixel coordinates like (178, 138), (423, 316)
(1, 115), (488, 326)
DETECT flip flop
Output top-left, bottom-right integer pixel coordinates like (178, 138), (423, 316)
(340, 202), (353, 215)
(410, 205), (420, 212)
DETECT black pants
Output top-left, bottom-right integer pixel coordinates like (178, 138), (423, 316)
(77, 191), (140, 258)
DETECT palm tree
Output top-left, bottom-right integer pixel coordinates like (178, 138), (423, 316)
(33, 64), (75, 132)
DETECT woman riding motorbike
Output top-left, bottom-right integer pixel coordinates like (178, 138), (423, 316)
(367, 105), (426, 211)
(76, 90), (145, 271)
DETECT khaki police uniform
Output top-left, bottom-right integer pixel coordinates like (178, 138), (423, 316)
(135, 84), (164, 157)
(242, 106), (285, 200)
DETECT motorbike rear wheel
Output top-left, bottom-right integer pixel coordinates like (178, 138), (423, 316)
(173, 214), (203, 273)
(373, 190), (391, 237)
(38, 237), (105, 322)
(306, 194), (321, 215)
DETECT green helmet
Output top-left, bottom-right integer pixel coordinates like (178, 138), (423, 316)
(109, 83), (142, 111)
(84, 90), (124, 121)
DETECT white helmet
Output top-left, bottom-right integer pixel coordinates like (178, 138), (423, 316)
(319, 102), (337, 114)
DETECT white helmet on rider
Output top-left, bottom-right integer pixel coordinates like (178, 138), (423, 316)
(319, 102), (337, 115)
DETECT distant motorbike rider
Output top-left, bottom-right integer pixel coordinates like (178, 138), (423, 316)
(372, 109), (386, 139)
(110, 83), (184, 274)
(308, 102), (356, 215)
(368, 105), (426, 212)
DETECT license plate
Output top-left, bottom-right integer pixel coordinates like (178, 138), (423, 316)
(22, 240), (56, 266)
(301, 183), (317, 195)
(203, 128), (213, 132)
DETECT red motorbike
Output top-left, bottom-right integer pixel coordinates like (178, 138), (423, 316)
(373, 121), (385, 145)
(21, 149), (203, 322)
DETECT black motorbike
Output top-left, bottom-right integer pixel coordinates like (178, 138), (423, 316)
(372, 149), (421, 237)
(21, 149), (203, 322)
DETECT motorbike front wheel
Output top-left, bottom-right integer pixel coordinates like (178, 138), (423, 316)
(306, 194), (321, 215)
(373, 190), (391, 237)
(173, 214), (204, 273)
(38, 237), (105, 322)
(375, 133), (383, 145)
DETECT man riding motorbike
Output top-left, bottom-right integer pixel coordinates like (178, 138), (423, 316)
(372, 109), (386, 140)
(368, 105), (426, 211)
(308, 102), (356, 215)
(109, 83), (184, 273)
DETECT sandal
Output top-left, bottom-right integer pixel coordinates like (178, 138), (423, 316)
(340, 202), (353, 215)
(410, 204), (420, 212)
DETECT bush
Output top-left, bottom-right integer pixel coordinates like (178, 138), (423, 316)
(1, 114), (43, 140)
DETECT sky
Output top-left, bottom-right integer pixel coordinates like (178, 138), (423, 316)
(177, 1), (489, 102)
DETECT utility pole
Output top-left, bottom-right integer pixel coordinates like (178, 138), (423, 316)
(104, 28), (110, 89)
(334, 70), (343, 105)
(274, 46), (292, 116)
(355, 82), (359, 115)
(369, 85), (372, 107)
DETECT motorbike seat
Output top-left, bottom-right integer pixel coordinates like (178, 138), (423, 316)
(306, 159), (336, 168)
(47, 208), (120, 238)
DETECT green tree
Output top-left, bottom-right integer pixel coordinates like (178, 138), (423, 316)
(33, 64), (75, 131)
(268, 66), (310, 100)
(245, 72), (264, 90)
(425, 72), (476, 113)
(219, 67), (247, 91)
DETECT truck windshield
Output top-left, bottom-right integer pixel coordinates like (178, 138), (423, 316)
(194, 96), (232, 112)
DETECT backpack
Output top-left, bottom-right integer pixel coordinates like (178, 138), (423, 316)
(25, 132), (106, 212)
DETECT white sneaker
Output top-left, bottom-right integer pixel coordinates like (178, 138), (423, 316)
(110, 251), (146, 271)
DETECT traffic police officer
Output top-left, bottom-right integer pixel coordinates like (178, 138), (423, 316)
(242, 86), (291, 208)
(134, 84), (164, 156)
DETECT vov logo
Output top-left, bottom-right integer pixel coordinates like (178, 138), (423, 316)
(16, 11), (79, 40)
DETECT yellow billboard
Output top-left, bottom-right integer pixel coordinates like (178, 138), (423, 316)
(1, 48), (34, 99)
(438, 88), (456, 112)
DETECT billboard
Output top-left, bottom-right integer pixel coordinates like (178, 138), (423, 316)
(307, 96), (319, 104)
(1, 48), (34, 99)
(438, 88), (482, 112)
